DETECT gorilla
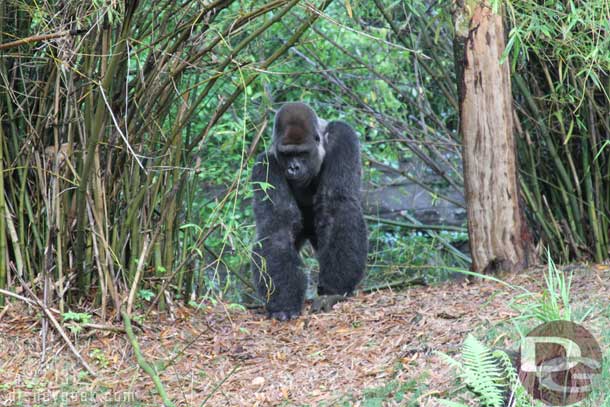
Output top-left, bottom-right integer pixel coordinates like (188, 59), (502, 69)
(251, 102), (368, 320)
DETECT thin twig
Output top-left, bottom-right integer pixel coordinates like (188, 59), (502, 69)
(199, 366), (239, 406)
(127, 235), (151, 315)
(82, 323), (126, 333)
(13, 278), (98, 377)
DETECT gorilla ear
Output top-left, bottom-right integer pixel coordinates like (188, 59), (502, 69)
(317, 118), (328, 137)
(316, 118), (329, 147)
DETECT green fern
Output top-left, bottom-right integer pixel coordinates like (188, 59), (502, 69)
(438, 335), (538, 407)
(493, 350), (533, 406)
(460, 335), (506, 407)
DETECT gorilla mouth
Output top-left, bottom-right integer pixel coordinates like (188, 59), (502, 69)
(286, 173), (311, 185)
(286, 172), (303, 181)
(285, 169), (307, 181)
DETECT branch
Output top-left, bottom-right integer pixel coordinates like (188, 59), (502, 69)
(188, 0), (334, 152)
(0, 288), (59, 315)
(122, 308), (176, 407)
(365, 215), (467, 233)
(7, 282), (98, 377)
(0, 29), (86, 51)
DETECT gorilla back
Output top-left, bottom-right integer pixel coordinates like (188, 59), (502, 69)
(251, 103), (367, 321)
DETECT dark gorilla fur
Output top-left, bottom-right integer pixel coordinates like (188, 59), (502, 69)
(251, 102), (368, 320)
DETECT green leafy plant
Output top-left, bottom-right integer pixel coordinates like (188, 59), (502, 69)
(438, 252), (590, 407)
(510, 250), (594, 330)
(62, 311), (93, 335)
(62, 311), (92, 323)
(226, 303), (246, 312)
(437, 335), (536, 407)
(138, 289), (155, 302)
(90, 348), (110, 368)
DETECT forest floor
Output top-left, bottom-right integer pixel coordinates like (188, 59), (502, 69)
(0, 264), (609, 406)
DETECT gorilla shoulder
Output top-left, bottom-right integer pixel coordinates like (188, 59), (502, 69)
(324, 121), (360, 152)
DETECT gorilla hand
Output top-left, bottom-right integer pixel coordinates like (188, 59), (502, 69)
(310, 294), (349, 313)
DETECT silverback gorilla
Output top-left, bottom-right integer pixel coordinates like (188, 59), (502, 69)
(251, 102), (368, 320)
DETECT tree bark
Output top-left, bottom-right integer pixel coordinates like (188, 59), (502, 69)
(454, 1), (532, 273)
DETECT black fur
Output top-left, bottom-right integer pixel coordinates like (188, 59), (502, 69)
(251, 107), (367, 320)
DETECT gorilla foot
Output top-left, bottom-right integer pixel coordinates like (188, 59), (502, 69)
(268, 310), (301, 321)
(310, 294), (348, 313)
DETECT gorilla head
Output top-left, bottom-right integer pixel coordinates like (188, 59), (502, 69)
(271, 102), (327, 186)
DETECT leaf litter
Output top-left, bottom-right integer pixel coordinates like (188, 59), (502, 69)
(0, 265), (608, 406)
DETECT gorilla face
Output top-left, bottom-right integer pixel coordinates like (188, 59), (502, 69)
(272, 102), (326, 185)
(276, 140), (323, 184)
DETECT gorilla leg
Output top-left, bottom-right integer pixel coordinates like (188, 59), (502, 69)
(315, 199), (367, 296)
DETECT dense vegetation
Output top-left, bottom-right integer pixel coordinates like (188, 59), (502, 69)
(0, 0), (608, 312)
(508, 1), (610, 262)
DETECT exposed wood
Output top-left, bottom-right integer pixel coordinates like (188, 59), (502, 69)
(454, 2), (533, 273)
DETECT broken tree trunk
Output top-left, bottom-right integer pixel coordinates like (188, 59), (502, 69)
(454, 1), (533, 273)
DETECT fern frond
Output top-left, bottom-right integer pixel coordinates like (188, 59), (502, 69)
(494, 350), (538, 407)
(437, 336), (541, 407)
(460, 335), (506, 407)
(435, 351), (463, 370)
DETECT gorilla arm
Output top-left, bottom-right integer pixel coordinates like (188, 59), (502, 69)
(314, 121), (368, 297)
(251, 152), (306, 320)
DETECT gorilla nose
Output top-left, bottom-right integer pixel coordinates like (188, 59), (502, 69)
(287, 163), (300, 177)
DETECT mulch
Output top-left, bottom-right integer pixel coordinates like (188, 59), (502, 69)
(0, 264), (608, 406)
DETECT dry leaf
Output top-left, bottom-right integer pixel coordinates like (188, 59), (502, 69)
(251, 376), (265, 386)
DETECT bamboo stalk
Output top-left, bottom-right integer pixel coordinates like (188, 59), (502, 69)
(75, 1), (139, 293)
(514, 74), (584, 241)
(154, 242), (166, 310)
(0, 123), (7, 306)
(519, 180), (563, 257)
(585, 94), (608, 255)
(582, 140), (603, 262)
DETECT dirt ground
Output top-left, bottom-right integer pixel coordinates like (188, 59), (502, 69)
(1, 265), (608, 406)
